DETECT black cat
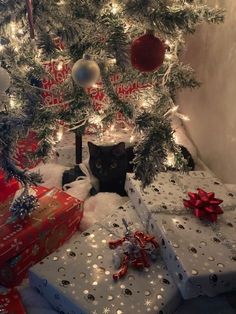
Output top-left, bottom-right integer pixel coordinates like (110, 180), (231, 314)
(62, 142), (134, 196)
(88, 141), (134, 196)
(62, 142), (194, 196)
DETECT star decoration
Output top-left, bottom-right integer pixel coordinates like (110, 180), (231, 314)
(103, 307), (110, 314)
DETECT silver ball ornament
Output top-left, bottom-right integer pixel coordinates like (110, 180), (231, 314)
(0, 67), (10, 92)
(71, 56), (100, 88)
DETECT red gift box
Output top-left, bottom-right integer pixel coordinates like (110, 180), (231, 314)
(0, 187), (83, 287)
(14, 130), (42, 170)
(0, 288), (26, 314)
(0, 170), (20, 203)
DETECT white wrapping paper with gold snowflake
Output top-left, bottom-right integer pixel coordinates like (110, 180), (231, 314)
(125, 171), (236, 299)
(29, 202), (181, 314)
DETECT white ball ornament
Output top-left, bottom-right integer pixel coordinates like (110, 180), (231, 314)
(0, 67), (10, 92)
(71, 55), (100, 88)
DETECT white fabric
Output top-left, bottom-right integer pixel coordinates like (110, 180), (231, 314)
(30, 163), (69, 189)
(80, 192), (128, 231)
(62, 159), (99, 201)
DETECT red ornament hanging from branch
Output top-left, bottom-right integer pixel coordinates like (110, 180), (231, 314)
(130, 32), (165, 72)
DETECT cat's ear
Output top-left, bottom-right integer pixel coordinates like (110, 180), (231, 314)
(112, 142), (126, 157)
(88, 142), (100, 157)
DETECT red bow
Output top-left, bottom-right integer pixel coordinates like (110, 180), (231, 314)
(183, 188), (224, 222)
(109, 231), (158, 280)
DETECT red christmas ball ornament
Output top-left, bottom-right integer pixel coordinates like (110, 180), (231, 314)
(131, 33), (165, 72)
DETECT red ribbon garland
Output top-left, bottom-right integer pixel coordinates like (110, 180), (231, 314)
(183, 188), (224, 222)
(26, 0), (35, 39)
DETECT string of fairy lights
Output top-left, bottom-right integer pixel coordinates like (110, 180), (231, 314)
(0, 0), (192, 163)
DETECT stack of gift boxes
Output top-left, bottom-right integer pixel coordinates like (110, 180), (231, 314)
(125, 171), (236, 299)
(28, 170), (236, 313)
(29, 201), (182, 313)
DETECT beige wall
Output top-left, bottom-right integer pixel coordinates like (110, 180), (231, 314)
(179, 0), (236, 183)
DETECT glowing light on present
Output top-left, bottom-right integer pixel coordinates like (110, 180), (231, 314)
(92, 83), (98, 88)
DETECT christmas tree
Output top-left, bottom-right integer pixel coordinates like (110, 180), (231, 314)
(0, 0), (224, 188)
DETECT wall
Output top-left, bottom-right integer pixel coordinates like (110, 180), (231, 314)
(179, 0), (236, 183)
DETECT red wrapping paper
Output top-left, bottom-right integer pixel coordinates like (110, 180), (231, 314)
(0, 170), (20, 202)
(0, 288), (26, 314)
(0, 187), (83, 287)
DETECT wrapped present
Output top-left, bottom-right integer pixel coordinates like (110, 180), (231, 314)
(0, 288), (26, 314)
(173, 172), (236, 210)
(0, 187), (83, 287)
(29, 202), (181, 314)
(125, 171), (236, 299)
(125, 171), (236, 223)
(0, 169), (20, 202)
(14, 130), (42, 169)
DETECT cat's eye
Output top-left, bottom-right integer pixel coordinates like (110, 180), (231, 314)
(110, 161), (117, 168)
(95, 161), (102, 169)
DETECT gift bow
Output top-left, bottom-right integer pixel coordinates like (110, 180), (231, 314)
(109, 230), (159, 280)
(183, 188), (224, 222)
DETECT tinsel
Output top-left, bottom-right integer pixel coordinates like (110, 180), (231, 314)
(109, 219), (159, 280)
(10, 189), (39, 219)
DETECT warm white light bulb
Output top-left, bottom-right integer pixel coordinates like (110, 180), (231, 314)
(166, 153), (175, 167)
(176, 112), (190, 121)
(10, 97), (17, 108)
(57, 61), (63, 71)
(111, 2), (119, 14)
(130, 135), (135, 143)
(56, 125), (64, 142)
(165, 53), (173, 61)
(109, 58), (116, 65)
(17, 29), (24, 35)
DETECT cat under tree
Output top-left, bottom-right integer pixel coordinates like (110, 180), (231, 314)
(0, 0), (224, 208)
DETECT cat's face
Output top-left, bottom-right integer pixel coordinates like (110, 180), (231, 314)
(88, 142), (127, 181)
